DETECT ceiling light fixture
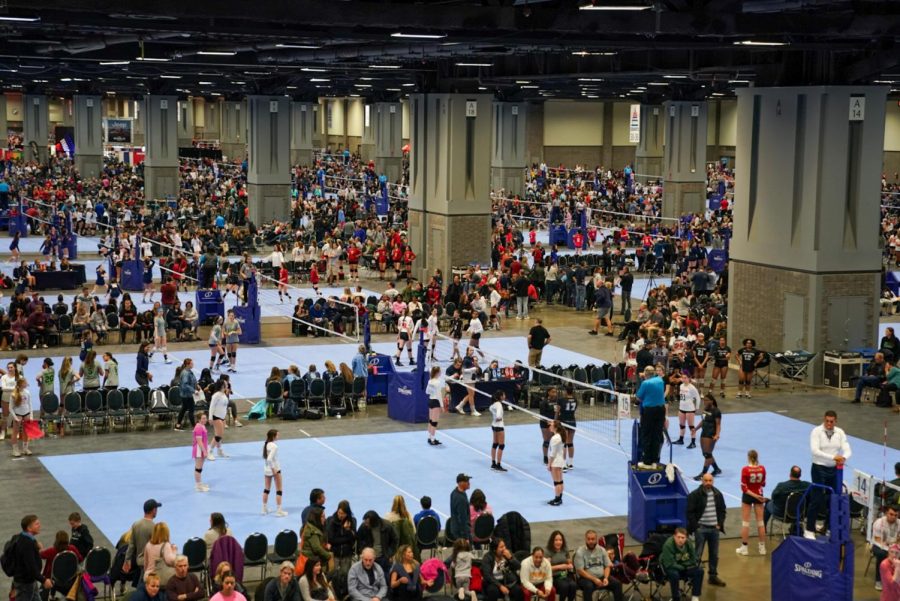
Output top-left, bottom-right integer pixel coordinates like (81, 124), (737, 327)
(648, 82), (669, 86)
(728, 79), (750, 84)
(369, 65), (401, 69)
(276, 44), (321, 49)
(579, 2), (651, 10)
(301, 67), (327, 72)
(577, 78), (604, 82)
(520, 85), (539, 89)
(478, 86), (487, 90)
(663, 74), (688, 79)
(402, 83), (416, 87)
(354, 84), (372, 88)
(0, 15), (40, 22)
(309, 78), (330, 82)
(286, 85), (297, 89)
(197, 51), (237, 56)
(391, 32), (446, 39)
(231, 80), (246, 84)
(734, 40), (787, 46)
(455, 62), (492, 67)
(712, 92), (725, 96)
(135, 56), (170, 62)
(160, 74), (182, 79)
(100, 60), (130, 66)
(386, 88), (402, 91)
(199, 81), (214, 85)
(244, 70), (270, 75)
(572, 51), (616, 56)
(516, 80), (531, 84)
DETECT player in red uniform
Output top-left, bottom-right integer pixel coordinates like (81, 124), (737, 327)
(402, 247), (416, 279)
(737, 449), (767, 556)
(572, 231), (584, 256)
(374, 245), (388, 280)
(277, 265), (291, 303)
(390, 245), (403, 280)
(347, 241), (362, 282)
(309, 263), (321, 295)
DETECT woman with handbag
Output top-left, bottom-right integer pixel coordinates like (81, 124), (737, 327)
(300, 507), (334, 573)
(143, 522), (177, 584)
(299, 558), (335, 601)
(389, 545), (430, 601)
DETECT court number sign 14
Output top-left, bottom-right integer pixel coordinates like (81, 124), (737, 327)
(849, 96), (865, 121)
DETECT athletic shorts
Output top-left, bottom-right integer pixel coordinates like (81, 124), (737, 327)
(742, 493), (761, 505)
(212, 416), (225, 422)
(428, 398), (441, 409)
(740, 364), (755, 373)
(471, 333), (481, 340)
(492, 426), (504, 433)
(714, 361), (728, 369)
(561, 420), (576, 430)
(399, 332), (410, 341)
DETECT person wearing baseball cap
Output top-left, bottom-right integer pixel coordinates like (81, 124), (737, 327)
(123, 500), (162, 582)
(448, 474), (472, 542)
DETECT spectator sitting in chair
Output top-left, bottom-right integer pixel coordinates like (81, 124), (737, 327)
(878, 362), (900, 409)
(573, 530), (623, 601)
(763, 466), (810, 530)
(348, 548), (387, 601)
(853, 352), (887, 404)
(165, 555), (204, 601)
(882, 327), (900, 364)
(659, 528), (703, 601)
(873, 505), (900, 592)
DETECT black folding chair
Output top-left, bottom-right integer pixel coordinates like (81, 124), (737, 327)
(266, 529), (298, 567)
(416, 515), (441, 560)
(182, 537), (209, 595)
(244, 532), (269, 581)
(84, 547), (113, 600)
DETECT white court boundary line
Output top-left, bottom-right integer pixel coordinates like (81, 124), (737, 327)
(298, 428), (450, 520)
(437, 429), (615, 517)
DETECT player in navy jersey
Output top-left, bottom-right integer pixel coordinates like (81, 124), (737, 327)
(711, 336), (730, 398)
(737, 338), (762, 399)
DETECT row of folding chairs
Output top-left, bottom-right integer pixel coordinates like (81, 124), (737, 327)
(265, 376), (367, 416)
(40, 386), (191, 434)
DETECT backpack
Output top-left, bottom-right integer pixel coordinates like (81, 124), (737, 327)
(1, 534), (20, 577)
(280, 399), (300, 421)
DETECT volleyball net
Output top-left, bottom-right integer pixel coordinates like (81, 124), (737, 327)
(426, 331), (633, 450)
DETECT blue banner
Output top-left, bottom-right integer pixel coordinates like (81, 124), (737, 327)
(707, 249), (728, 273)
(233, 305), (260, 344)
(387, 371), (429, 423)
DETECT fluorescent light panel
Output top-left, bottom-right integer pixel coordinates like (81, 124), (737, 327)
(100, 60), (130, 66)
(579, 3), (651, 10)
(391, 32), (446, 39)
(456, 62), (491, 67)
(734, 40), (787, 46)
(301, 67), (327, 72)
(197, 51), (236, 56)
(369, 65), (400, 69)
(136, 57), (170, 62)
(0, 15), (40, 22)
(276, 44), (321, 49)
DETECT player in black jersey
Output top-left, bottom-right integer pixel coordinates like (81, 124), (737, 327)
(448, 310), (463, 361)
(692, 333), (710, 394)
(711, 336), (731, 398)
(538, 387), (559, 464)
(557, 384), (577, 471)
(737, 338), (762, 398)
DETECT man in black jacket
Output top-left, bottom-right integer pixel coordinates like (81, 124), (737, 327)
(685, 474), (727, 588)
(11, 514), (52, 601)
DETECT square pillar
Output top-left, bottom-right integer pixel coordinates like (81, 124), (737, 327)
(408, 94), (493, 280)
(290, 102), (316, 166)
(74, 95), (103, 177)
(247, 96), (291, 224)
(221, 100), (246, 160)
(662, 101), (708, 217)
(728, 86), (887, 383)
(490, 102), (527, 196)
(635, 104), (664, 181)
(374, 102), (403, 182)
(23, 94), (49, 164)
(144, 95), (180, 201)
(176, 98), (194, 149)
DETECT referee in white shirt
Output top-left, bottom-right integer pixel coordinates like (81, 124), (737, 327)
(806, 410), (852, 538)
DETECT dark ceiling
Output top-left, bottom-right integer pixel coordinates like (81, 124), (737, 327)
(0, 0), (898, 101)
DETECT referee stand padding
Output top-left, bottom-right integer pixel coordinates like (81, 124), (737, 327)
(771, 469), (854, 601)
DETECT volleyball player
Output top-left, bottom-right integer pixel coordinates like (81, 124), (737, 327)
(424, 307), (439, 362)
(151, 307), (172, 364)
(262, 429), (287, 516)
(465, 313), (485, 360)
(223, 310), (242, 373)
(277, 264), (292, 303)
(142, 257), (155, 304)
(736, 449), (767, 556)
(711, 336), (730, 398)
(489, 390), (507, 472)
(557, 384), (577, 471)
(737, 338), (761, 398)
(394, 308), (415, 366)
(208, 316), (227, 372)
(539, 387), (559, 465)
(546, 420), (566, 506)
(207, 380), (229, 459)
(691, 333), (710, 393)
(192, 412), (210, 492)
(448, 310), (464, 361)
(425, 366), (445, 446)
(674, 374), (701, 448)
(693, 394), (723, 481)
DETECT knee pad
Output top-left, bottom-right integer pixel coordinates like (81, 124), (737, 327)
(498, 444), (505, 450)
(429, 420), (438, 427)
(492, 443), (499, 450)
(263, 488), (271, 494)
(276, 490), (283, 496)
(702, 452), (713, 459)
(195, 468), (202, 474)
(542, 441), (550, 449)
(554, 480), (564, 486)
(565, 443), (573, 449)
(741, 521), (751, 528)
(214, 436), (222, 443)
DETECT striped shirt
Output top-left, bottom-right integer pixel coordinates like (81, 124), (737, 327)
(699, 489), (718, 527)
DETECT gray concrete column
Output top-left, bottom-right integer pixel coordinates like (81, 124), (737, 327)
(176, 97), (194, 148)
(662, 101), (708, 217)
(635, 104), (664, 181)
(73, 95), (103, 177)
(0, 95), (8, 153)
(728, 86), (887, 384)
(408, 94), (493, 280)
(601, 101), (614, 169)
(144, 95), (179, 201)
(247, 95), (291, 224)
(203, 99), (221, 140)
(290, 102), (316, 166)
(133, 98), (146, 147)
(374, 102), (402, 182)
(525, 101), (544, 166)
(220, 100), (246, 160)
(360, 103), (375, 163)
(490, 101), (527, 196)
(23, 94), (49, 164)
